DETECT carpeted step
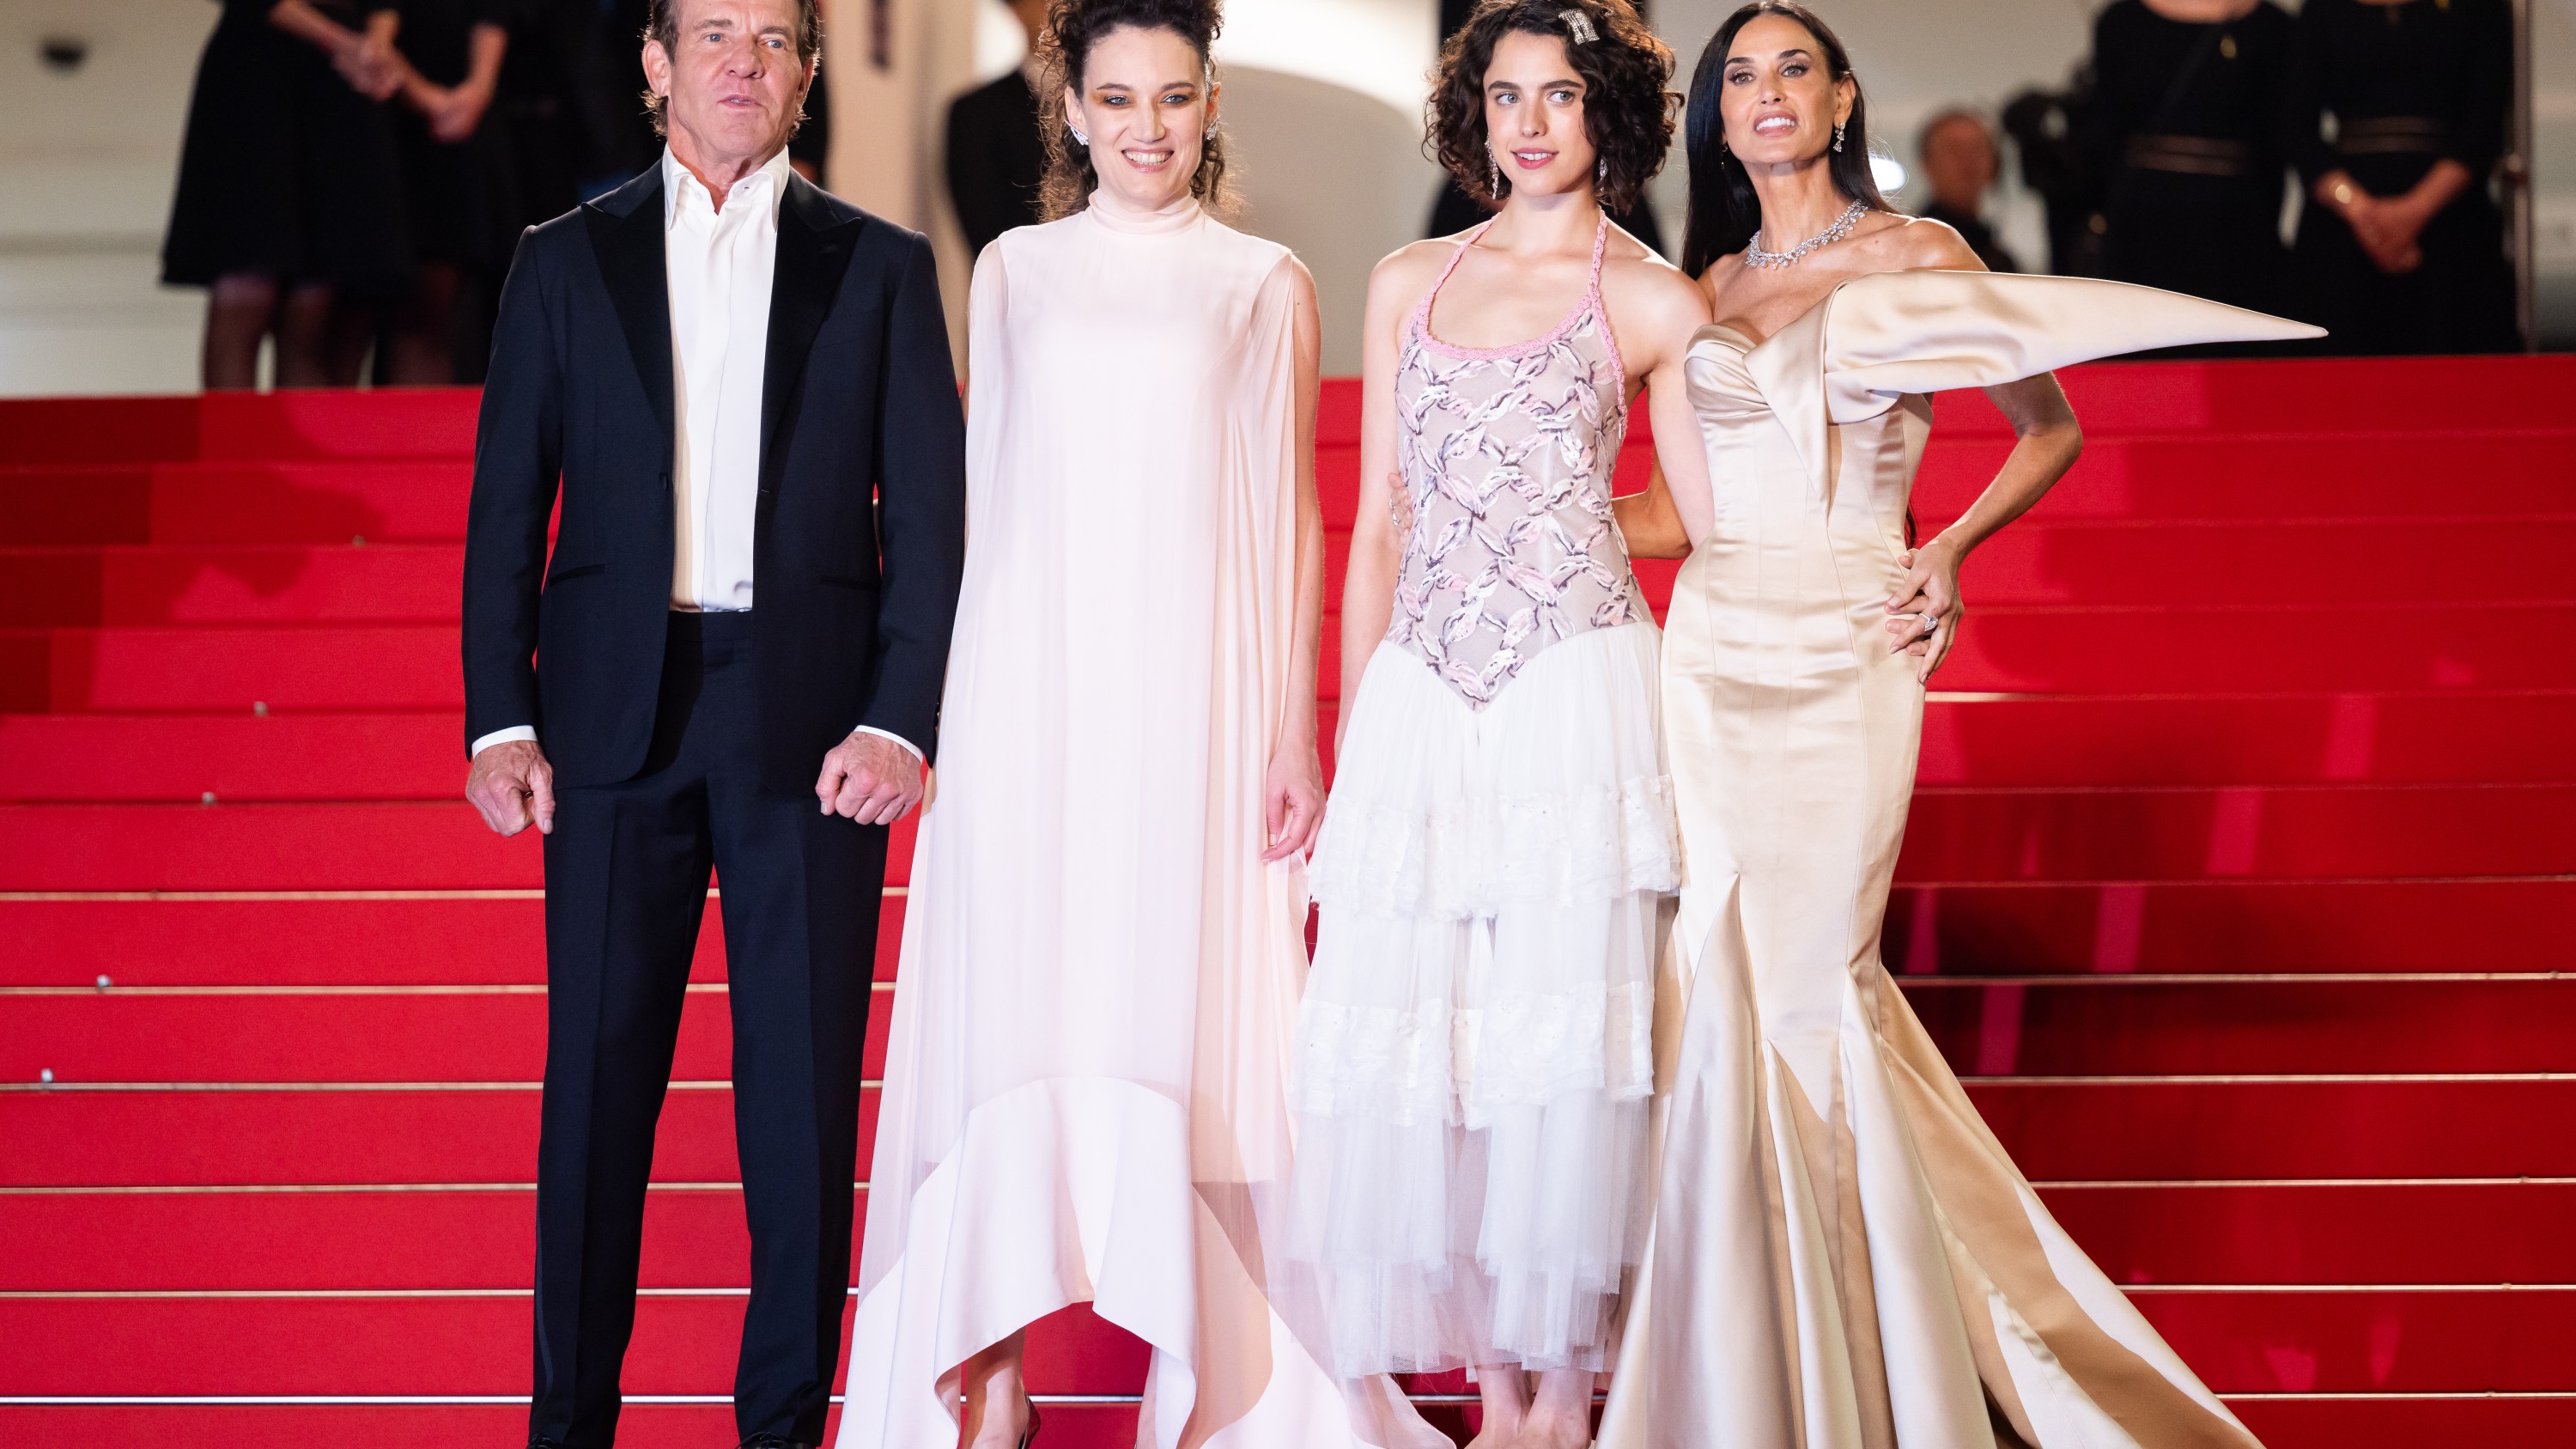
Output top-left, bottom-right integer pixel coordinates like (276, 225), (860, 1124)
(0, 389), (480, 466)
(0, 802), (920, 892)
(1970, 1076), (2576, 1179)
(1884, 878), (2573, 976)
(1907, 975), (2576, 1075)
(0, 545), (461, 626)
(2131, 1285), (2576, 1393)
(0, 711), (464, 801)
(0, 625), (459, 711)
(1897, 782), (2576, 883)
(0, 895), (902, 987)
(0, 986), (892, 1084)
(11, 975), (2572, 1083)
(0, 461), (470, 546)
(6, 1177), (2563, 1294)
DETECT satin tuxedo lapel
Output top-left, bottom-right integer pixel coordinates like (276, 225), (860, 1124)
(760, 175), (865, 518)
(585, 170), (677, 461)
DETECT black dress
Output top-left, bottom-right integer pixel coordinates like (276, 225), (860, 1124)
(2083, 0), (2298, 320)
(2286, 0), (2519, 353)
(163, 0), (413, 298)
(392, 0), (507, 271)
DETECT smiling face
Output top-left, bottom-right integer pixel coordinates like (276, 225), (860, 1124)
(1066, 24), (1215, 214)
(1483, 29), (1598, 202)
(644, 0), (813, 172)
(1717, 13), (1853, 168)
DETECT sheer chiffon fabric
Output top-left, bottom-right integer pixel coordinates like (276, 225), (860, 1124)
(1599, 272), (2322, 1449)
(837, 199), (1437, 1449)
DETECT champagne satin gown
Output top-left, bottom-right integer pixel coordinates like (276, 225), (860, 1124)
(1599, 271), (2321, 1449)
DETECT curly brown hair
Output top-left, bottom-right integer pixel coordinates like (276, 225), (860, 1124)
(1035, 0), (1237, 222)
(641, 0), (823, 139)
(1429, 0), (1676, 216)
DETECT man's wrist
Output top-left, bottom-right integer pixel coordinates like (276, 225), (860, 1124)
(471, 726), (538, 759)
(850, 726), (924, 764)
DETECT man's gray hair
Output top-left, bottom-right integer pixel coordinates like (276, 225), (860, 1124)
(642, 0), (824, 137)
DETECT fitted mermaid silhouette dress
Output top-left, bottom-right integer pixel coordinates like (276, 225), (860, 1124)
(1289, 216), (1679, 1383)
(1599, 271), (2320, 1449)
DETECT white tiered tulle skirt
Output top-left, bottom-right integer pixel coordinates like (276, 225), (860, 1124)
(1290, 621), (1678, 1378)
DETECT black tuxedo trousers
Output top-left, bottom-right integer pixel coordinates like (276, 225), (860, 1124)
(532, 612), (884, 1447)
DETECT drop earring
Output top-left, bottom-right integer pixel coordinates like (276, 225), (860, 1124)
(1070, 123), (1090, 147)
(1596, 156), (1607, 185)
(1491, 156), (1503, 197)
(1832, 122), (1845, 153)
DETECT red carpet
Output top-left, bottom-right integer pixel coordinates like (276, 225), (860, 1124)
(2, 358), (2572, 1446)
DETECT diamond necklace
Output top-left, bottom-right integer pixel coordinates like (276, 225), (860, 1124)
(1745, 198), (1870, 270)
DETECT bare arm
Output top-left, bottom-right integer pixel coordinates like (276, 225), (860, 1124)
(1338, 245), (1442, 757)
(1264, 259), (1328, 862)
(1886, 370), (2081, 680)
(1613, 464), (1692, 559)
(278, 4), (405, 100)
(411, 21), (510, 140)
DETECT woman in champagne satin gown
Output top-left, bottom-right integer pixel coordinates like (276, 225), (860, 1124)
(1597, 8), (2320, 1447)
(837, 8), (1437, 1447)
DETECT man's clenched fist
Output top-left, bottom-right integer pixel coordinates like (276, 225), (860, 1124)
(815, 731), (924, 826)
(466, 739), (556, 837)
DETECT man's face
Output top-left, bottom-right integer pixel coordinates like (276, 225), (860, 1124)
(646, 0), (813, 167)
(1921, 115), (1998, 214)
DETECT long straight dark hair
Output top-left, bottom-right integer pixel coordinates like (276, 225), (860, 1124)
(1678, 2), (1888, 277)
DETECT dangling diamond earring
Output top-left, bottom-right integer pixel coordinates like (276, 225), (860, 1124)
(1070, 124), (1090, 147)
(1596, 156), (1607, 185)
(1832, 122), (1845, 153)
(1490, 156), (1503, 197)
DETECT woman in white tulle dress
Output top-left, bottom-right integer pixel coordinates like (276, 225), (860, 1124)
(1285, 5), (1713, 1447)
(836, 4), (1440, 1447)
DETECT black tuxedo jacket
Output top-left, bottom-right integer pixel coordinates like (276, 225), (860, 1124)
(462, 167), (966, 794)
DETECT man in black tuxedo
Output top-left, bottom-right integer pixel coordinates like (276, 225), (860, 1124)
(942, 0), (1048, 258)
(459, 1), (964, 1444)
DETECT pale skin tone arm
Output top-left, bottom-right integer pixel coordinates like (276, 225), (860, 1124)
(403, 21), (510, 143)
(270, 2), (404, 99)
(1340, 243), (1450, 760)
(1264, 259), (1330, 861)
(2313, 158), (2473, 275)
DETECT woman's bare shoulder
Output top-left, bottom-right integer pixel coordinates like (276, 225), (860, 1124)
(1855, 212), (1986, 272)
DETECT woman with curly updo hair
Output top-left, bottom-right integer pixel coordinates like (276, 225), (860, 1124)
(1595, 6), (2312, 1446)
(837, 3), (1431, 1447)
(1285, 3), (1713, 1446)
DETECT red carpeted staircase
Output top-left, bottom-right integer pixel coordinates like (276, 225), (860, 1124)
(2, 358), (2571, 1446)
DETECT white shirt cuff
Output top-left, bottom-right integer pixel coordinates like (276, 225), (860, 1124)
(471, 726), (538, 758)
(852, 726), (924, 763)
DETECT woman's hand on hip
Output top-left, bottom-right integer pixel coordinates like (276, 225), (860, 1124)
(1886, 536), (1965, 684)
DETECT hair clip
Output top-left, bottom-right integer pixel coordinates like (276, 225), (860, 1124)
(1561, 7), (1599, 44)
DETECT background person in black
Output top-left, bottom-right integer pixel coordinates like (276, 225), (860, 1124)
(2082, 0), (2298, 329)
(382, 0), (511, 383)
(943, 0), (1050, 258)
(2287, 0), (2518, 354)
(162, 0), (416, 388)
(459, 0), (965, 1441)
(1915, 108), (2022, 272)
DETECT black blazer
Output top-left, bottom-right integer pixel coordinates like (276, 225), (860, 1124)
(944, 71), (1045, 259)
(462, 167), (966, 793)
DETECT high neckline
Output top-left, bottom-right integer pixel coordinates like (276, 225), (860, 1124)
(1085, 192), (1204, 235)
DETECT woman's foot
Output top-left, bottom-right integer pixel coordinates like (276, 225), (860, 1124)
(956, 1330), (1033, 1449)
(1464, 1364), (1528, 1449)
(961, 1395), (1032, 1449)
(1506, 1368), (1597, 1449)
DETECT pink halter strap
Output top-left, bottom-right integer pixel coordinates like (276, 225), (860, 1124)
(1409, 211), (1624, 397)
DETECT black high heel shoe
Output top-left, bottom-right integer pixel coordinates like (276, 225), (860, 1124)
(1016, 1399), (1042, 1448)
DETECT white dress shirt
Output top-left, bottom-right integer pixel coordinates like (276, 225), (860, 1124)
(471, 148), (918, 764)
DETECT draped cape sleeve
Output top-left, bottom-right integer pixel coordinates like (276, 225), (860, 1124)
(1731, 270), (2328, 507)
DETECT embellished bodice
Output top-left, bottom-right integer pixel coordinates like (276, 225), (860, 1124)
(1387, 216), (1640, 708)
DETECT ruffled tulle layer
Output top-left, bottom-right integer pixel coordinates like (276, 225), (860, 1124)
(1308, 626), (1680, 920)
(1288, 624), (1667, 1377)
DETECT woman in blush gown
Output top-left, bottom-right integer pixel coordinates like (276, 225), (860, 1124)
(1286, 4), (1712, 1447)
(1596, 7), (2319, 1447)
(837, 3), (1436, 1447)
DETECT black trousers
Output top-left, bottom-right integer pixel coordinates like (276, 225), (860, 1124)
(531, 611), (884, 1447)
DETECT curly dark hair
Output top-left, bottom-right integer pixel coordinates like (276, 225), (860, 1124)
(641, 0), (824, 139)
(1679, 2), (1889, 276)
(1428, 0), (1676, 216)
(1035, 0), (1237, 221)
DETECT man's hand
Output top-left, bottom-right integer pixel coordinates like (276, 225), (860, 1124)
(465, 739), (556, 837)
(815, 731), (925, 825)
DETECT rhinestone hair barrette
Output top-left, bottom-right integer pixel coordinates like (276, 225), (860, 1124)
(1562, 8), (1600, 43)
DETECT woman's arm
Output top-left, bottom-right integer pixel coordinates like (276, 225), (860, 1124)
(272, 3), (405, 99)
(1607, 258), (1716, 556)
(1886, 371), (2081, 680)
(1613, 465), (1692, 559)
(1337, 245), (1440, 758)
(1263, 259), (1328, 862)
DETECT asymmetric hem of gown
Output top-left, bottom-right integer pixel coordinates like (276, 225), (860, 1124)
(1598, 271), (2321, 1449)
